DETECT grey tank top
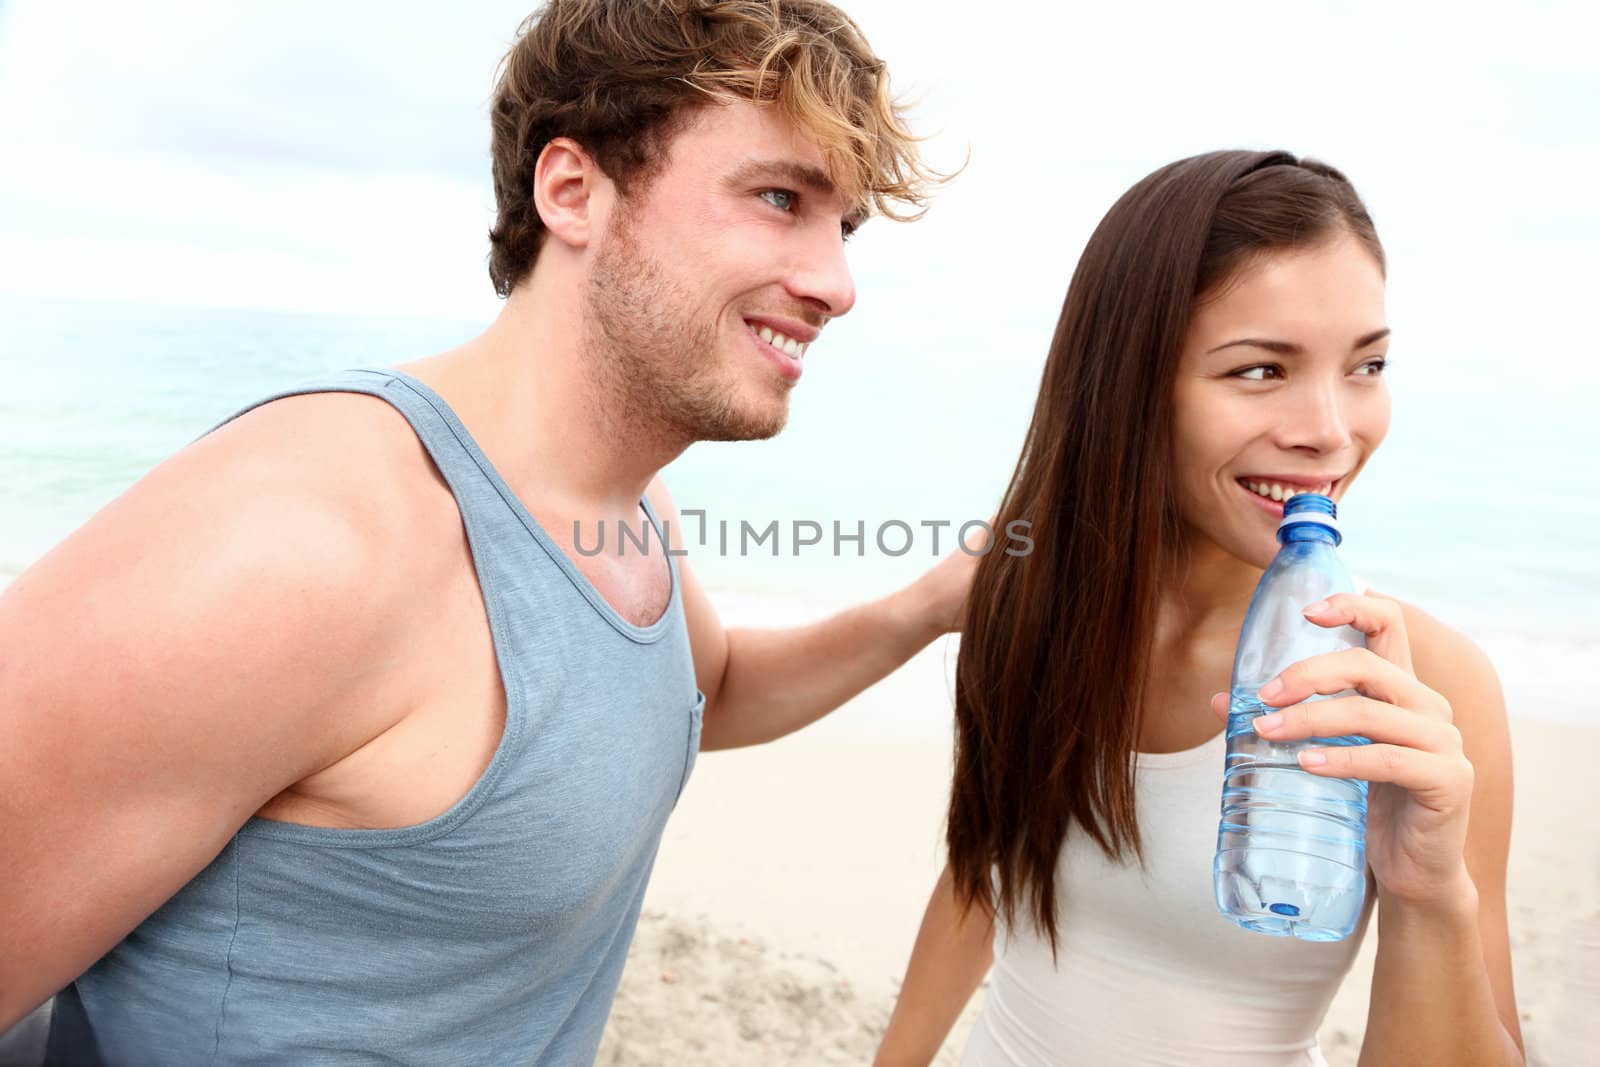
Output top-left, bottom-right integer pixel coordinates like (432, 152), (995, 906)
(47, 368), (705, 1065)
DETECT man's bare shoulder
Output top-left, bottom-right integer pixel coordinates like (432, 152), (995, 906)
(0, 389), (468, 1017)
(7, 388), (465, 772)
(192, 389), (456, 540)
(151, 391), (470, 588)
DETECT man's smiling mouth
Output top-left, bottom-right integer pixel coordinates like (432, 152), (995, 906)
(744, 318), (812, 360)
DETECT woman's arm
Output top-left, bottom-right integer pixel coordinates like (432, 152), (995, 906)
(1248, 595), (1523, 1066)
(875, 863), (995, 1067)
(1356, 605), (1523, 1064)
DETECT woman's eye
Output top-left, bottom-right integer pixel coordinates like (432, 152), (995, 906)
(1355, 357), (1388, 376)
(1233, 365), (1282, 381)
(759, 189), (797, 212)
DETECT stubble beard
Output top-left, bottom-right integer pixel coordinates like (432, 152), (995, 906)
(583, 208), (790, 446)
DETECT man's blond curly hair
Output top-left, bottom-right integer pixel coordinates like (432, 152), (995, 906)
(487, 0), (941, 297)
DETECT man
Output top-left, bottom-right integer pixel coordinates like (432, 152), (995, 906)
(0, 1), (966, 1062)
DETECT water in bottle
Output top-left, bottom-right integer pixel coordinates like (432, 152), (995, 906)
(1213, 493), (1370, 941)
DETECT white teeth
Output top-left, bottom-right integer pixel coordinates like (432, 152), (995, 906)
(750, 322), (811, 361)
(1243, 480), (1337, 502)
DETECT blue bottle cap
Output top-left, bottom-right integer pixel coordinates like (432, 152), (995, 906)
(1277, 493), (1340, 539)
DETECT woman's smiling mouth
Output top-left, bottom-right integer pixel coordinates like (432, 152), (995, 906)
(1236, 475), (1344, 514)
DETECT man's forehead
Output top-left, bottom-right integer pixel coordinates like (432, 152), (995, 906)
(678, 98), (820, 149)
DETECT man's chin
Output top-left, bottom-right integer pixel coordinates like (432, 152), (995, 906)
(694, 408), (788, 443)
(685, 390), (790, 442)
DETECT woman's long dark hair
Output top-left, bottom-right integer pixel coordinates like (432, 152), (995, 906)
(947, 150), (1385, 953)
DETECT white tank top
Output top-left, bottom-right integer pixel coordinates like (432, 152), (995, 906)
(962, 729), (1376, 1066)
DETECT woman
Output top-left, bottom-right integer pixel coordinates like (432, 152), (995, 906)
(876, 151), (1522, 1065)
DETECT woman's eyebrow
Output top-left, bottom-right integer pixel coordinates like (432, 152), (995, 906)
(1205, 327), (1391, 356)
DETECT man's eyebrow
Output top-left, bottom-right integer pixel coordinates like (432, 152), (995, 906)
(1205, 327), (1391, 356)
(729, 158), (835, 193)
(727, 158), (870, 228)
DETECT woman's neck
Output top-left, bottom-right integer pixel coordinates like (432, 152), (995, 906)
(1135, 540), (1265, 752)
(1151, 538), (1264, 652)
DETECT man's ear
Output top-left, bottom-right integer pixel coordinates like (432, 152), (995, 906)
(534, 137), (611, 250)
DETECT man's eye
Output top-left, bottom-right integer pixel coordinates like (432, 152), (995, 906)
(759, 189), (796, 212)
(1233, 365), (1283, 381)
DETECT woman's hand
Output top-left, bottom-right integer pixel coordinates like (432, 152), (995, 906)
(1210, 591), (1477, 908)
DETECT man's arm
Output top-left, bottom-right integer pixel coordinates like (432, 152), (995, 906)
(647, 476), (975, 750)
(0, 397), (425, 1029)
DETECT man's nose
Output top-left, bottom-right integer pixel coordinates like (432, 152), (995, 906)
(784, 227), (856, 319)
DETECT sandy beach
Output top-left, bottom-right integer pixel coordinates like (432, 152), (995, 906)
(599, 634), (1599, 1066)
(1, 609), (1591, 1065)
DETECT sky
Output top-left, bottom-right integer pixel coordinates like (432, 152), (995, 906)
(0, 0), (1595, 382)
(0, 1), (1597, 712)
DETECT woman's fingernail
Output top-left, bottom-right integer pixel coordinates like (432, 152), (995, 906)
(1255, 712), (1283, 732)
(1299, 750), (1328, 767)
(1258, 678), (1284, 701)
(1303, 600), (1330, 616)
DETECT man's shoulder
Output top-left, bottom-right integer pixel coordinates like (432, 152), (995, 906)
(43, 386), (469, 638)
(186, 387), (461, 562)
(0, 391), (465, 1014)
(201, 387), (428, 491)
(2, 383), (466, 763)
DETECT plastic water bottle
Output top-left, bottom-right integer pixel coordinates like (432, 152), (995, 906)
(1213, 493), (1370, 941)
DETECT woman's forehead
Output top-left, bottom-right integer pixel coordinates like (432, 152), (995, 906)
(1190, 236), (1387, 343)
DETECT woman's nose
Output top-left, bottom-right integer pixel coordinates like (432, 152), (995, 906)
(1280, 380), (1354, 454)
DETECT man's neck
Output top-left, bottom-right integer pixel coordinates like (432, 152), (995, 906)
(400, 277), (688, 521)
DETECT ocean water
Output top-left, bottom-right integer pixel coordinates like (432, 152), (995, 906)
(1, 295), (1595, 727)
